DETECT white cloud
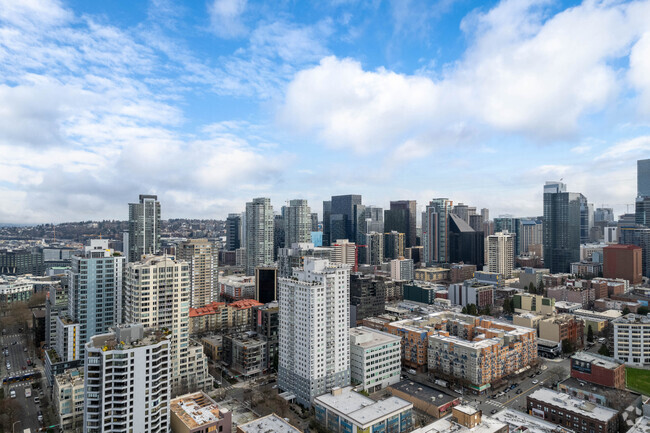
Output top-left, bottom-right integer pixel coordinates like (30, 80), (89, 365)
(629, 32), (650, 114)
(596, 135), (650, 161)
(208, 0), (248, 39)
(280, 0), (650, 156)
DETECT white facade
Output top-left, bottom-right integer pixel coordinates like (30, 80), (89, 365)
(278, 258), (351, 407)
(390, 258), (414, 281)
(84, 325), (171, 433)
(124, 256), (208, 394)
(54, 368), (84, 433)
(350, 327), (401, 392)
(613, 313), (650, 366)
(55, 317), (80, 362)
(177, 239), (218, 308)
(487, 231), (514, 278)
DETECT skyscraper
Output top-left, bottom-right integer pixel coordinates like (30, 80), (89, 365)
(226, 213), (242, 251)
(310, 212), (319, 232)
(285, 199), (312, 246)
(177, 239), (218, 308)
(543, 181), (583, 273)
(127, 194), (161, 262)
(384, 231), (405, 260)
(487, 231), (515, 278)
(494, 216), (520, 257)
(448, 213), (484, 266)
(278, 258), (351, 407)
(245, 197), (274, 275)
(84, 324), (171, 433)
(322, 200), (331, 247)
(385, 200), (417, 248)
(422, 198), (452, 265)
(330, 194), (362, 244)
(638, 159), (650, 198)
(124, 256), (208, 394)
(67, 239), (124, 360)
(365, 232), (384, 266)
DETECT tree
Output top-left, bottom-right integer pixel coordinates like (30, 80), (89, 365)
(538, 280), (545, 293)
(622, 307), (631, 316)
(528, 282), (536, 294)
(587, 325), (594, 343)
(466, 304), (478, 316)
(598, 344), (611, 357)
(562, 339), (574, 355)
(502, 298), (513, 315)
(461, 306), (468, 314)
(638, 306), (649, 315)
(481, 305), (492, 316)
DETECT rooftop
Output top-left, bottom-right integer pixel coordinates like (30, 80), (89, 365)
(492, 408), (576, 433)
(528, 388), (619, 422)
(412, 416), (507, 433)
(388, 380), (459, 407)
(613, 313), (650, 324)
(350, 326), (401, 348)
(574, 309), (622, 320)
(189, 301), (226, 317)
(315, 387), (412, 427)
(229, 299), (264, 310)
(88, 327), (170, 351)
(170, 392), (226, 429)
(629, 416), (650, 433)
(237, 414), (301, 433)
(571, 352), (622, 370)
(54, 368), (84, 386)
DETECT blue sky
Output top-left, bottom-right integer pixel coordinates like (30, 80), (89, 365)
(1, 0), (650, 223)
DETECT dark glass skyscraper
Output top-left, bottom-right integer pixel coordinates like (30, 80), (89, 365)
(638, 159), (650, 198)
(127, 194), (161, 262)
(226, 213), (241, 251)
(384, 200), (417, 248)
(543, 182), (583, 273)
(322, 200), (331, 246)
(448, 214), (484, 266)
(329, 194), (362, 244)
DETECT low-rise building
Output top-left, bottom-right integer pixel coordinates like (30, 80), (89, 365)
(613, 313), (650, 366)
(53, 368), (84, 433)
(388, 380), (461, 419)
(237, 414), (301, 433)
(314, 387), (413, 433)
(200, 335), (223, 362)
(513, 293), (555, 315)
(547, 285), (594, 309)
(448, 280), (494, 308)
(527, 388), (619, 433)
(0, 275), (34, 303)
(350, 327), (401, 392)
(414, 267), (450, 283)
(570, 261), (603, 278)
(170, 392), (232, 433)
(411, 405), (508, 433)
(391, 258), (414, 281)
(189, 299), (263, 335)
(537, 338), (562, 359)
(570, 352), (625, 389)
(403, 283), (446, 305)
(219, 275), (256, 301)
(450, 263), (477, 284)
(538, 314), (584, 347)
(223, 333), (267, 376)
(557, 377), (641, 411)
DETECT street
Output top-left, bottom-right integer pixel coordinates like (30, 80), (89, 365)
(2, 332), (43, 432)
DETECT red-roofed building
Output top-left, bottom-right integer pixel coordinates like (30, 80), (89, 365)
(603, 245), (642, 285)
(189, 300), (263, 335)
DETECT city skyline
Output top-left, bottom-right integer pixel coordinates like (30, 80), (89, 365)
(1, 0), (650, 224)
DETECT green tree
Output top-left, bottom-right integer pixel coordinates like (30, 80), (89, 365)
(587, 325), (594, 343)
(467, 304), (478, 316)
(598, 344), (611, 357)
(528, 282), (536, 294)
(562, 339), (574, 355)
(638, 306), (649, 315)
(623, 307), (631, 316)
(502, 298), (513, 315)
(538, 280), (545, 293)
(461, 306), (468, 314)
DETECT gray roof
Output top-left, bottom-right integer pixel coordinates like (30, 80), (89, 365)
(388, 380), (459, 407)
(528, 388), (619, 422)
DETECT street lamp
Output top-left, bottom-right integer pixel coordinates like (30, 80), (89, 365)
(12, 420), (21, 433)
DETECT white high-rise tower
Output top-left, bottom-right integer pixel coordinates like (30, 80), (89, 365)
(487, 231), (515, 278)
(278, 258), (351, 407)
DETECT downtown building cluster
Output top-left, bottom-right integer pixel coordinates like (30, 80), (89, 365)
(4, 159), (650, 433)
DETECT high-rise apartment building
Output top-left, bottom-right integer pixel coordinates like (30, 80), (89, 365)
(278, 258), (351, 407)
(284, 199), (312, 247)
(66, 239), (124, 360)
(494, 216), (520, 257)
(177, 239), (218, 308)
(383, 231), (405, 260)
(422, 199), (452, 265)
(384, 200), (417, 248)
(520, 218), (544, 254)
(311, 212), (319, 232)
(331, 239), (358, 271)
(543, 181), (583, 273)
(84, 324), (171, 433)
(127, 194), (161, 262)
(226, 213), (242, 251)
(487, 231), (514, 278)
(365, 232), (384, 266)
(124, 256), (208, 394)
(329, 194), (363, 244)
(245, 197), (274, 276)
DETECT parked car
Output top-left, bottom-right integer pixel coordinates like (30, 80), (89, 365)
(532, 379), (539, 384)
(10, 389), (16, 398)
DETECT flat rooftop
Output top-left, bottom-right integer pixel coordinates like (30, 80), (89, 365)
(170, 392), (225, 429)
(350, 326), (401, 348)
(492, 408), (576, 433)
(528, 388), (618, 422)
(237, 414), (302, 433)
(412, 416), (507, 433)
(315, 387), (412, 427)
(613, 313), (650, 324)
(571, 352), (621, 370)
(389, 380), (459, 407)
(629, 416), (650, 433)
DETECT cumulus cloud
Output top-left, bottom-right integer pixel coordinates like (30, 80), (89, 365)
(280, 0), (650, 156)
(208, 0), (248, 39)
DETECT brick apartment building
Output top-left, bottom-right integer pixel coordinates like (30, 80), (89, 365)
(603, 244), (643, 285)
(570, 352), (625, 389)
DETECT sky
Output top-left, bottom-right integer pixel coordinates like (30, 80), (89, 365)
(1, 0), (650, 224)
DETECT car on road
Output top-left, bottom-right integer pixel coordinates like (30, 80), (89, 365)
(34, 396), (40, 404)
(491, 409), (497, 414)
(408, 369), (416, 374)
(37, 411), (43, 422)
(23, 347), (27, 352)
(25, 387), (31, 398)
(532, 379), (539, 384)
(516, 389), (522, 394)
(10, 389), (16, 398)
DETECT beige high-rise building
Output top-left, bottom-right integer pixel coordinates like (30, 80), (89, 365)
(124, 255), (208, 395)
(177, 239), (218, 308)
(487, 231), (514, 278)
(284, 199), (312, 247)
(331, 239), (357, 270)
(245, 197), (274, 275)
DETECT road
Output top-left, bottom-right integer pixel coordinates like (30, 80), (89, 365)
(2, 332), (43, 432)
